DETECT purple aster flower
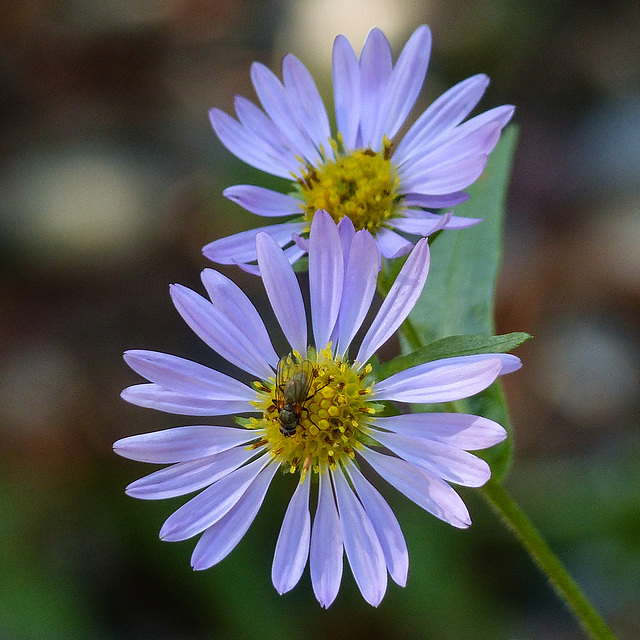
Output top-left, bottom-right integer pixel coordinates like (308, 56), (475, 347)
(114, 210), (521, 607)
(204, 24), (514, 270)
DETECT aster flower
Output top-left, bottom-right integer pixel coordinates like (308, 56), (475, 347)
(204, 24), (514, 270)
(114, 210), (521, 607)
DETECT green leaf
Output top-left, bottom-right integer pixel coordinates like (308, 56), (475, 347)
(397, 126), (520, 480)
(376, 332), (531, 381)
(404, 125), (519, 343)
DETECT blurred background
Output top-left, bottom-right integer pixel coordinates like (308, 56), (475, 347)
(1, 0), (639, 638)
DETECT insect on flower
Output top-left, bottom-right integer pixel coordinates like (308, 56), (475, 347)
(274, 354), (318, 437)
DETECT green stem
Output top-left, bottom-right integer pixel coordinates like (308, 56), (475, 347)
(481, 480), (618, 640)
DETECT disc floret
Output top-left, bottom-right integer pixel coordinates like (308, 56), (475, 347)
(298, 138), (400, 233)
(252, 347), (375, 477)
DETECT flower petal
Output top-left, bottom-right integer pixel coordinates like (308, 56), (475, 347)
(332, 34), (360, 150)
(370, 430), (491, 487)
(392, 73), (490, 166)
(374, 25), (432, 143)
(374, 354), (521, 403)
(202, 221), (305, 265)
(399, 121), (501, 186)
(123, 350), (257, 400)
(373, 413), (507, 450)
(398, 208), (480, 230)
(209, 107), (293, 179)
(334, 467), (387, 606)
(113, 425), (259, 463)
(400, 153), (489, 195)
(159, 454), (270, 542)
(282, 54), (332, 153)
(345, 464), (408, 586)
(401, 192), (470, 209)
(357, 238), (430, 365)
(337, 229), (379, 355)
(310, 472), (343, 608)
(170, 283), (275, 380)
(121, 384), (255, 416)
(256, 231), (307, 356)
(251, 62), (320, 165)
(233, 95), (295, 157)
(387, 210), (453, 236)
(223, 185), (302, 217)
(190, 462), (278, 570)
(336, 215), (356, 263)
(272, 479), (311, 594)
(201, 268), (279, 364)
(360, 447), (471, 528)
(309, 210), (344, 351)
(373, 227), (415, 259)
(125, 446), (256, 500)
(358, 27), (393, 149)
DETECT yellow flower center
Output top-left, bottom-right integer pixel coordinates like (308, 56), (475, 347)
(297, 139), (400, 233)
(249, 348), (375, 478)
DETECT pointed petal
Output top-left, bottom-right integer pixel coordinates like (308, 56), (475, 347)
(398, 208), (481, 230)
(209, 107), (293, 179)
(400, 153), (489, 195)
(357, 238), (430, 364)
(310, 472), (343, 608)
(358, 27), (393, 148)
(190, 462), (278, 570)
(159, 455), (270, 541)
(336, 215), (356, 263)
(373, 413), (507, 450)
(334, 467), (387, 606)
(123, 350), (257, 400)
(345, 463), (408, 586)
(170, 283), (274, 380)
(251, 62), (320, 165)
(113, 425), (259, 463)
(282, 54), (332, 152)
(200, 268), (279, 365)
(223, 185), (302, 217)
(371, 430), (492, 487)
(272, 479), (311, 594)
(401, 192), (470, 209)
(233, 95), (294, 155)
(332, 34), (360, 150)
(121, 384), (254, 416)
(400, 121), (501, 186)
(374, 354), (521, 403)
(337, 229), (379, 355)
(374, 25), (432, 143)
(256, 232), (307, 356)
(360, 447), (471, 528)
(373, 227), (414, 259)
(309, 210), (344, 351)
(125, 446), (256, 500)
(387, 210), (453, 236)
(202, 221), (305, 265)
(393, 74), (490, 166)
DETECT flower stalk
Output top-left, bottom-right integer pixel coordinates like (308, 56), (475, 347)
(481, 480), (618, 640)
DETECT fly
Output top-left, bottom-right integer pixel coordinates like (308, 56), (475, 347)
(274, 355), (317, 437)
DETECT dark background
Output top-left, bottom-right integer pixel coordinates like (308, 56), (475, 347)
(0, 1), (639, 638)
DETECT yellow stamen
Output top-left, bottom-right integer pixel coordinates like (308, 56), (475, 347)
(298, 138), (400, 232)
(251, 346), (375, 475)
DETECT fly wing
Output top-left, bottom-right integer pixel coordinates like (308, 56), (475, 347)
(289, 359), (315, 405)
(275, 355), (290, 409)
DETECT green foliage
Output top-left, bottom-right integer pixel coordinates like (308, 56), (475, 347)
(375, 331), (530, 381)
(405, 126), (519, 342)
